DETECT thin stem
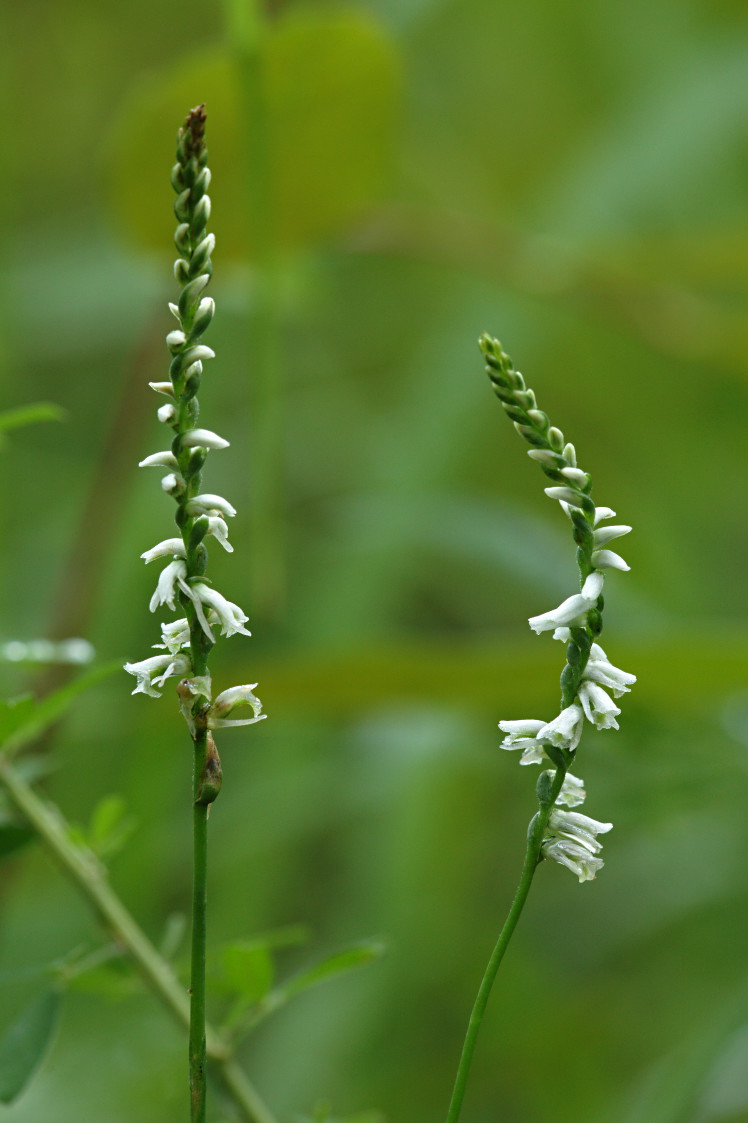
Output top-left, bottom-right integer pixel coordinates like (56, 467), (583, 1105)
(190, 732), (210, 1122)
(445, 770), (566, 1123)
(0, 753), (279, 1123)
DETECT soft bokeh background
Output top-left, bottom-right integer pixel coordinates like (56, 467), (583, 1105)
(3, 0), (748, 1120)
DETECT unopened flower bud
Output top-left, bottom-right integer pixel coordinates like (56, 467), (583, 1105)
(157, 403), (177, 425)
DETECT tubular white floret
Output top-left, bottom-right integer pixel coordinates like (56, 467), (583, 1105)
(183, 582), (252, 643)
(157, 404), (177, 424)
(186, 494), (237, 519)
(591, 548), (630, 572)
(554, 772), (586, 808)
(139, 451), (178, 469)
(537, 703), (585, 750)
(578, 681), (620, 730)
(208, 684), (266, 729)
(543, 486), (585, 507)
(542, 838), (605, 882)
(153, 617), (191, 654)
(141, 538), (187, 565)
(124, 652), (191, 698)
(583, 650), (636, 697)
(593, 524), (632, 547)
(528, 572), (603, 635)
(180, 428), (230, 451)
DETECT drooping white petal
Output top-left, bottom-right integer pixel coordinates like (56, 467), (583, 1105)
(593, 507), (616, 525)
(139, 451), (178, 469)
(176, 577), (215, 643)
(140, 538), (186, 565)
(591, 549), (630, 572)
(537, 703), (584, 750)
(190, 583), (251, 639)
(206, 516), (233, 552)
(578, 681), (620, 730)
(180, 428), (230, 451)
(542, 837), (605, 882)
(149, 559), (187, 613)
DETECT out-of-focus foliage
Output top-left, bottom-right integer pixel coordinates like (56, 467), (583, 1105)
(3, 0), (748, 1120)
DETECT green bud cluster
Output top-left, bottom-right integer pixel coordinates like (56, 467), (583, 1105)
(479, 332), (603, 720)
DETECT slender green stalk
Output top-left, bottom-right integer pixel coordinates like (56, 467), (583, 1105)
(445, 770), (565, 1123)
(0, 753), (278, 1123)
(189, 734), (210, 1122)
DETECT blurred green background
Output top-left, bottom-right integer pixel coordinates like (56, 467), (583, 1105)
(3, 0), (748, 1120)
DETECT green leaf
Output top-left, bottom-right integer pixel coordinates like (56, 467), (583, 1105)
(0, 989), (60, 1103)
(281, 941), (385, 1002)
(0, 402), (65, 437)
(0, 662), (120, 759)
(109, 6), (400, 259)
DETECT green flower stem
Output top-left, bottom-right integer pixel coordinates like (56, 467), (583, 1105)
(0, 752), (278, 1123)
(444, 766), (566, 1123)
(189, 734), (209, 1123)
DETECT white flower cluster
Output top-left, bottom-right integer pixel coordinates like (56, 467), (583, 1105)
(498, 499), (634, 882)
(124, 326), (265, 732)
